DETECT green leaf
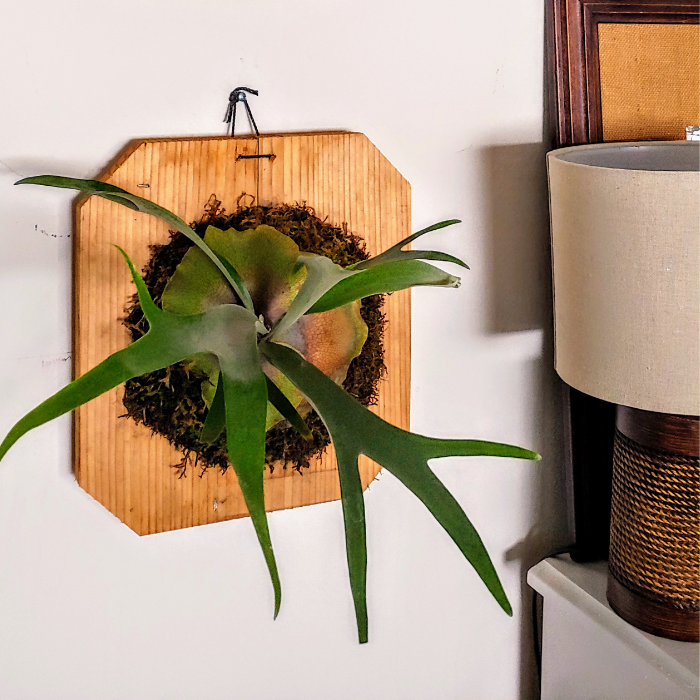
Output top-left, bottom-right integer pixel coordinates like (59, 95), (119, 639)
(15, 176), (254, 311)
(163, 245), (238, 316)
(260, 340), (539, 643)
(333, 440), (368, 642)
(307, 259), (461, 315)
(0, 335), (180, 463)
(269, 254), (359, 340)
(349, 220), (469, 271)
(0, 247), (193, 462)
(271, 222), (466, 336)
(200, 376), (225, 444)
(274, 220), (467, 319)
(265, 376), (312, 441)
(186, 353), (220, 408)
(217, 321), (281, 618)
(0, 247), (280, 617)
(162, 224), (303, 325)
(203, 225), (303, 324)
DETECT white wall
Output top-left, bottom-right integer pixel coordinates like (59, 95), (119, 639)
(0, 1), (570, 698)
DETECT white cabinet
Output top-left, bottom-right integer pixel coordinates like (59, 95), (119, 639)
(528, 556), (699, 700)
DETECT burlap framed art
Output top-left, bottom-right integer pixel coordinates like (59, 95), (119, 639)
(547, 0), (699, 146)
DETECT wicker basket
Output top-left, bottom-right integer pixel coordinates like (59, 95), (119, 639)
(608, 409), (699, 642)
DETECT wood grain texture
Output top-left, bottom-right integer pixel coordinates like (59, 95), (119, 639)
(74, 132), (411, 536)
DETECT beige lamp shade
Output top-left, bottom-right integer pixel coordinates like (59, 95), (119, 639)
(547, 142), (699, 416)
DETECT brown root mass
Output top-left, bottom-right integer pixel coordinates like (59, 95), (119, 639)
(121, 199), (386, 477)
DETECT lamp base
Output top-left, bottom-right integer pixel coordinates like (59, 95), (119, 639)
(607, 574), (699, 642)
(607, 406), (699, 642)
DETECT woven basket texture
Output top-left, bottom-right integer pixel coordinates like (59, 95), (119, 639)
(609, 430), (699, 611)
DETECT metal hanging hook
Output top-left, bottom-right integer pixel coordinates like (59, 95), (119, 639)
(223, 86), (275, 205)
(224, 87), (260, 137)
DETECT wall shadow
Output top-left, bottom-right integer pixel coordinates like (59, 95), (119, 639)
(481, 142), (551, 335)
(477, 141), (573, 699)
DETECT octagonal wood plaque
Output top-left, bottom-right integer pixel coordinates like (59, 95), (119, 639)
(74, 132), (411, 535)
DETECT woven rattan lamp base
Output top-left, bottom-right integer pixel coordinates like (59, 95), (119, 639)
(608, 407), (699, 642)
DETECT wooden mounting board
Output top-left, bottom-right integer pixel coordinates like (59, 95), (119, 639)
(74, 132), (411, 535)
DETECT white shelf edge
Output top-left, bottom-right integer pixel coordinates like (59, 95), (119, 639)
(528, 555), (699, 695)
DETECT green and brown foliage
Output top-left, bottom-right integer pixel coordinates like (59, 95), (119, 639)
(0, 176), (539, 643)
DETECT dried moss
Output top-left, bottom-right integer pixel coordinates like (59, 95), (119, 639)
(121, 198), (386, 477)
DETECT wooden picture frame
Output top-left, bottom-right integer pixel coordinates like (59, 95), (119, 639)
(548, 0), (699, 146)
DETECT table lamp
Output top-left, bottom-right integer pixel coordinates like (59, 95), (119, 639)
(548, 141), (699, 641)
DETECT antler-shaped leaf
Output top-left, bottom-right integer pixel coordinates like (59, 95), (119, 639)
(270, 254), (359, 339)
(260, 340), (539, 643)
(200, 375), (312, 445)
(264, 376), (313, 440)
(296, 221), (471, 317)
(348, 219), (469, 271)
(306, 259), (460, 315)
(200, 375), (226, 444)
(271, 250), (462, 337)
(15, 176), (254, 311)
(0, 248), (280, 616)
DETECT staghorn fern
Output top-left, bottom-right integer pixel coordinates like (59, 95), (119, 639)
(0, 176), (539, 643)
